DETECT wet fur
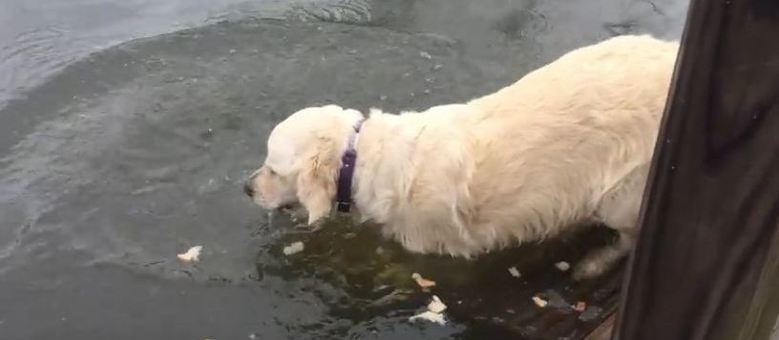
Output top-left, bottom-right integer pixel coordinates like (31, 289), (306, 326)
(249, 35), (679, 279)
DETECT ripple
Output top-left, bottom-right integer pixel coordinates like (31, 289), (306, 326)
(0, 0), (373, 107)
(290, 0), (372, 24)
(0, 0), (691, 337)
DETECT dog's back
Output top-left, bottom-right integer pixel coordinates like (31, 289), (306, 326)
(356, 35), (678, 278)
(458, 35), (678, 262)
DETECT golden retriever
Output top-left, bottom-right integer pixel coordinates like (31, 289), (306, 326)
(245, 35), (678, 279)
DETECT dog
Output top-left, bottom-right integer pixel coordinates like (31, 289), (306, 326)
(245, 35), (678, 279)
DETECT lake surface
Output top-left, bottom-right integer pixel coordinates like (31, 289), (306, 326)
(0, 0), (689, 338)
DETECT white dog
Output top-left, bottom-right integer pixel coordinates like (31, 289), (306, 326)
(245, 35), (678, 279)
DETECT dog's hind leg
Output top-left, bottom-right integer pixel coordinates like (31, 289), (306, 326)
(573, 165), (648, 280)
(573, 230), (635, 280)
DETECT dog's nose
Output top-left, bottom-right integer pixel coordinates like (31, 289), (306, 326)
(243, 182), (255, 197)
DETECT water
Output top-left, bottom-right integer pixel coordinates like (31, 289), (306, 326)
(0, 0), (689, 338)
(0, 0), (372, 105)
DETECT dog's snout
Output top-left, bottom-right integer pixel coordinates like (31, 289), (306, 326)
(243, 181), (255, 197)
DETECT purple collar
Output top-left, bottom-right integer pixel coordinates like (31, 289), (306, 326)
(335, 119), (364, 213)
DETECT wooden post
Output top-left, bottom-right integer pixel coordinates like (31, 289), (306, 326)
(613, 0), (779, 339)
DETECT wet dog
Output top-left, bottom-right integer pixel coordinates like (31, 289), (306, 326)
(245, 35), (678, 279)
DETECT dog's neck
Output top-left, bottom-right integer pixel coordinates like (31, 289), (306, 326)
(347, 111), (426, 224)
(334, 118), (365, 213)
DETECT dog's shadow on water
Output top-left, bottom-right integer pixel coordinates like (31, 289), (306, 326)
(254, 213), (622, 337)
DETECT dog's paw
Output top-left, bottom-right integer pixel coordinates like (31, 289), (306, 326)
(572, 235), (632, 281)
(281, 206), (307, 223)
(293, 219), (323, 233)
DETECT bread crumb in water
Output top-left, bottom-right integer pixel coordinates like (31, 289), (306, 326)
(532, 296), (548, 308)
(283, 241), (305, 255)
(555, 261), (570, 271)
(177, 246), (203, 263)
(409, 311), (446, 325)
(508, 266), (521, 278)
(411, 272), (436, 288)
(427, 295), (447, 313)
(409, 295), (447, 325)
(408, 275), (445, 324)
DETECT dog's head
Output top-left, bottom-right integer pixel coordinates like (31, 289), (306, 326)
(245, 105), (363, 225)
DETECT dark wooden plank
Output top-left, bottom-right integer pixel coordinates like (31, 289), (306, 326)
(586, 314), (615, 340)
(733, 227), (779, 340)
(613, 0), (779, 339)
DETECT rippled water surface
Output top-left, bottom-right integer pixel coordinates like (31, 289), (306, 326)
(0, 0), (689, 338)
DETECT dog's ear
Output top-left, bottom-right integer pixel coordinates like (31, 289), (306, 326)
(296, 136), (338, 226)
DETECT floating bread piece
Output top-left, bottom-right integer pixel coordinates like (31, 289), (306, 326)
(573, 301), (587, 312)
(409, 311), (446, 325)
(411, 272), (436, 288)
(508, 266), (521, 278)
(532, 296), (548, 308)
(555, 261), (571, 271)
(177, 246), (203, 263)
(283, 241), (305, 255)
(427, 295), (447, 313)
